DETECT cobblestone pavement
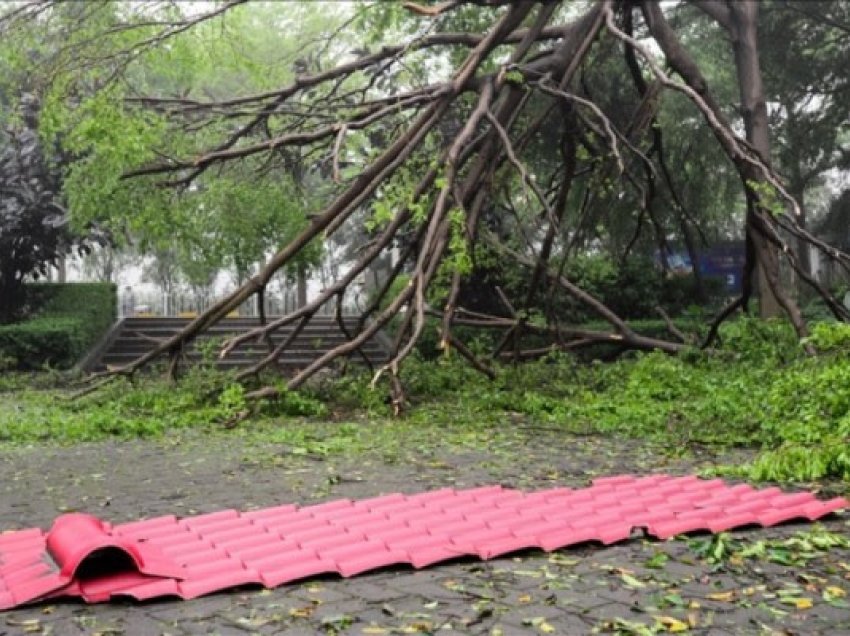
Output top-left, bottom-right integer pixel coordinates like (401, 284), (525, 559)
(1, 430), (849, 635)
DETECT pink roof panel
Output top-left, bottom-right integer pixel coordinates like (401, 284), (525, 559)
(0, 475), (845, 611)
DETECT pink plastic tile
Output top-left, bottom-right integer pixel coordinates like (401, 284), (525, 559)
(0, 478), (845, 611)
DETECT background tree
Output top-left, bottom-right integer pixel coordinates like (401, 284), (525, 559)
(2, 0), (848, 400)
(758, 1), (850, 282)
(80, 243), (134, 284)
(0, 94), (79, 323)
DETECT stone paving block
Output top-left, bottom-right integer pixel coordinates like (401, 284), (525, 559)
(349, 609), (401, 628)
(350, 625), (397, 636)
(498, 603), (564, 628)
(195, 626), (271, 636)
(546, 613), (599, 633)
(594, 587), (648, 607)
(290, 585), (352, 605)
(372, 595), (442, 618)
(145, 596), (235, 622)
(393, 580), (463, 601)
(344, 581), (409, 602)
(312, 599), (373, 620)
(0, 436), (848, 634)
(116, 614), (179, 636)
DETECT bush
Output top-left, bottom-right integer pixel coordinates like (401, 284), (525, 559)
(0, 282), (116, 369)
(564, 255), (661, 320)
(745, 342), (850, 481)
(805, 321), (850, 353)
(490, 253), (724, 325)
(659, 274), (726, 315)
(330, 316), (850, 482)
(3, 313), (850, 484)
(0, 317), (87, 369)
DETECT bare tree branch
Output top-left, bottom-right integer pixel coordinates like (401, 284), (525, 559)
(690, 0), (733, 31)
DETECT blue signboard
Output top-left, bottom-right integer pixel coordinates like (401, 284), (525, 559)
(658, 241), (746, 294)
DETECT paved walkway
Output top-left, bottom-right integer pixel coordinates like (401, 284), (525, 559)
(1, 431), (848, 635)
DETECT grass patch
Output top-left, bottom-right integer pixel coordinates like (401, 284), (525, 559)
(2, 318), (849, 483)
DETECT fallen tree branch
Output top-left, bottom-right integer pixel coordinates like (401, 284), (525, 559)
(655, 305), (687, 343)
(483, 230), (640, 340)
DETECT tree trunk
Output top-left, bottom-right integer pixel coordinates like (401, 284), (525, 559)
(727, 1), (782, 318)
(57, 257), (67, 284)
(793, 185), (812, 287)
(783, 101), (813, 290)
(296, 265), (307, 309)
(679, 216), (706, 302)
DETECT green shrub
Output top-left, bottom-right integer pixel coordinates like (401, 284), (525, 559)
(716, 315), (801, 362)
(4, 311), (850, 484)
(805, 321), (850, 353)
(0, 283), (116, 370)
(0, 317), (87, 369)
(529, 255), (663, 322)
(658, 274), (726, 315)
(743, 346), (850, 481)
(522, 255), (724, 322)
(750, 444), (850, 482)
(353, 317), (850, 481)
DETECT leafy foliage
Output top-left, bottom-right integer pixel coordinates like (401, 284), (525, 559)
(0, 317), (87, 371)
(4, 2), (343, 292)
(0, 283), (115, 369)
(806, 322), (850, 353)
(553, 255), (720, 321)
(3, 317), (850, 484)
(689, 525), (850, 567)
(322, 318), (850, 483)
(0, 97), (78, 323)
(0, 3), (848, 486)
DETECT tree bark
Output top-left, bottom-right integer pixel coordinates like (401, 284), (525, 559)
(69, 0), (850, 399)
(726, 0), (783, 318)
(296, 265), (307, 309)
(57, 257), (67, 283)
(793, 185), (812, 287)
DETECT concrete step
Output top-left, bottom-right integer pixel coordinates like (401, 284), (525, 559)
(122, 317), (360, 328)
(106, 346), (386, 359)
(98, 353), (385, 369)
(113, 330), (378, 341)
(107, 345), (385, 355)
(116, 328), (365, 337)
(118, 324), (365, 333)
(99, 359), (382, 368)
(91, 315), (390, 373)
(105, 335), (383, 351)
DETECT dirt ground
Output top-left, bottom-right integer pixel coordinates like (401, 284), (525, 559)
(1, 429), (849, 635)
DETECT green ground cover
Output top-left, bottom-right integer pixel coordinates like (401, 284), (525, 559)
(1, 318), (849, 485)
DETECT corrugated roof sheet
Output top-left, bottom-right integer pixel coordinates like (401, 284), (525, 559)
(0, 475), (846, 610)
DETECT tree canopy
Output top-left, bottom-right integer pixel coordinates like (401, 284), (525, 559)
(0, 93), (80, 322)
(1, 0), (848, 401)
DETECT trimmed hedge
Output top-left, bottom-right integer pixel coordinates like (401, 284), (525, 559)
(0, 283), (116, 370)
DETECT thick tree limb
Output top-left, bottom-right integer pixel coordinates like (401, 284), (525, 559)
(66, 0), (848, 407)
(437, 308), (685, 354)
(690, 0), (733, 31)
(222, 2), (541, 395)
(483, 231), (640, 340)
(617, 4), (814, 339)
(95, 93), (449, 380)
(615, 4), (802, 218)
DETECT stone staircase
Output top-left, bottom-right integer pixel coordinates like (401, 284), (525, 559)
(87, 316), (390, 373)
